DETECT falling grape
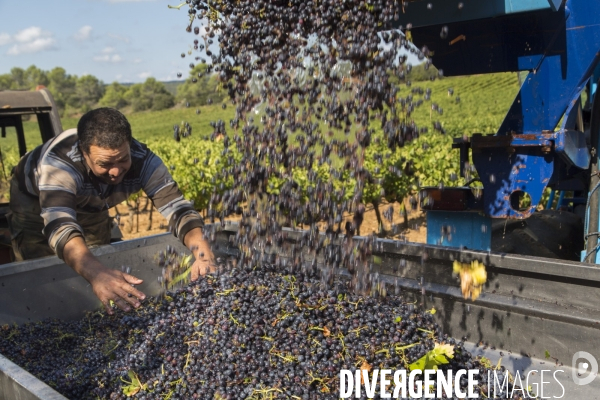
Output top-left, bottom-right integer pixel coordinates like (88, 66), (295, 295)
(440, 25), (449, 39)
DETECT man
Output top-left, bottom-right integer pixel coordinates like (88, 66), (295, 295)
(7, 107), (215, 315)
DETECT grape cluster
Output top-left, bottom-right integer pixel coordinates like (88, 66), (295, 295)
(0, 262), (521, 399)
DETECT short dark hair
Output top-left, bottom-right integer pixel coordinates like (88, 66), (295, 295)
(77, 108), (132, 154)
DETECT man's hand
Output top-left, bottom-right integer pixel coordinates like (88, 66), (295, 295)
(184, 227), (216, 281)
(87, 266), (146, 315)
(63, 236), (146, 315)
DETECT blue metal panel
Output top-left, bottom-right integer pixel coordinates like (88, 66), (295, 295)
(394, 0), (554, 29)
(400, 0), (600, 222)
(546, 190), (555, 209)
(487, 0), (600, 216)
(557, 191), (565, 208)
(499, 0), (600, 134)
(506, 0), (555, 13)
(472, 147), (553, 218)
(426, 211), (492, 251)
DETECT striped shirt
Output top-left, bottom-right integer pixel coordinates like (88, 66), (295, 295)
(14, 128), (203, 258)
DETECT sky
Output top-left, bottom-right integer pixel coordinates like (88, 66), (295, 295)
(0, 0), (421, 85)
(0, 0), (201, 83)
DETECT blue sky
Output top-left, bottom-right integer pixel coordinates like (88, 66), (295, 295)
(0, 0), (420, 85)
(0, 0), (198, 83)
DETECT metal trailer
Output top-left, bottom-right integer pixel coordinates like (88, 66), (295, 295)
(2, 0), (600, 398)
(0, 228), (598, 398)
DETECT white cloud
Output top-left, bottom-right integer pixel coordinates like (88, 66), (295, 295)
(0, 33), (10, 46)
(133, 58), (142, 64)
(3, 26), (56, 55)
(74, 26), (93, 41)
(93, 46), (122, 62)
(14, 27), (43, 43)
(138, 72), (152, 80)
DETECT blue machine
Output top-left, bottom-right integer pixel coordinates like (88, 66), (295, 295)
(397, 0), (600, 257)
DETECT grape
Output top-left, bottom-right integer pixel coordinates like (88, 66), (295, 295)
(440, 25), (449, 39)
(0, 263), (518, 399)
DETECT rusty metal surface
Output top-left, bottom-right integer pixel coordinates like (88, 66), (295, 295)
(470, 133), (557, 149)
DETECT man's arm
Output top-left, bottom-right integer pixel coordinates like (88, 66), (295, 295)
(137, 146), (216, 278)
(63, 237), (146, 315)
(183, 227), (217, 280)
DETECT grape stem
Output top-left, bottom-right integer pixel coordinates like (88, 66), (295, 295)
(167, 2), (187, 10)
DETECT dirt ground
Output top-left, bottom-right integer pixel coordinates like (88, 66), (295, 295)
(110, 198), (427, 243)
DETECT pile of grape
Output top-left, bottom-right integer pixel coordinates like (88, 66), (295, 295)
(0, 263), (513, 399)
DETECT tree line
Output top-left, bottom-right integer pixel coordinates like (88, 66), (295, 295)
(0, 64), (224, 116)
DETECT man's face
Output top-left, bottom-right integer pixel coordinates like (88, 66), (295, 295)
(82, 142), (132, 185)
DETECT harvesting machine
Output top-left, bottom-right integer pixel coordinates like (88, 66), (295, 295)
(1, 0), (600, 398)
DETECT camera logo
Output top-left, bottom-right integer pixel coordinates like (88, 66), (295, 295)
(572, 351), (598, 386)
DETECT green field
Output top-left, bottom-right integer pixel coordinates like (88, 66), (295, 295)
(408, 72), (521, 136)
(0, 104), (235, 175)
(0, 72), (521, 207)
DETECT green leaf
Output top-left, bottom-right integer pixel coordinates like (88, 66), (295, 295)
(408, 343), (454, 371)
(127, 370), (136, 381)
(409, 355), (428, 371)
(121, 369), (146, 397)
